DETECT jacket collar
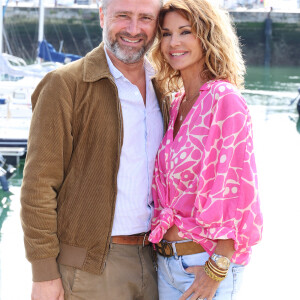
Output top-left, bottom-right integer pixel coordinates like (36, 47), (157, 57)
(82, 42), (168, 130)
(83, 42), (112, 82)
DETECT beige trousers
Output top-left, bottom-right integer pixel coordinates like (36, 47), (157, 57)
(59, 243), (158, 300)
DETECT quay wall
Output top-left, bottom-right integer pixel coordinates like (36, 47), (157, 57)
(2, 7), (300, 66)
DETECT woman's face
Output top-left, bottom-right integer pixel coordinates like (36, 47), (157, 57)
(160, 11), (204, 74)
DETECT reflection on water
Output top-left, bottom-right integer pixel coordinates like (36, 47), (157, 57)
(245, 66), (300, 92)
(0, 192), (13, 241)
(243, 66), (300, 135)
(0, 66), (299, 300)
(0, 163), (23, 241)
(297, 118), (300, 133)
(244, 66), (300, 114)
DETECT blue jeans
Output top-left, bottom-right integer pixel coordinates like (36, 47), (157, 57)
(157, 241), (245, 300)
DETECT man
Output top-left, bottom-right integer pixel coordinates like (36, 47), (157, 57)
(20, 0), (168, 299)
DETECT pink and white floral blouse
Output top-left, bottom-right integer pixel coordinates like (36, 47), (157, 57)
(149, 80), (263, 265)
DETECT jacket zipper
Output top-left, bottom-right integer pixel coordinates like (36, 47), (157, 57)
(100, 77), (123, 273)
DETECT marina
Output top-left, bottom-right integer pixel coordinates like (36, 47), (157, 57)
(0, 65), (299, 299)
(2, 2), (300, 65)
(1, 1), (300, 152)
(0, 0), (300, 299)
(0, 0), (77, 150)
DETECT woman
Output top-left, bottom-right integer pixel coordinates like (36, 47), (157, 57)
(148, 0), (263, 299)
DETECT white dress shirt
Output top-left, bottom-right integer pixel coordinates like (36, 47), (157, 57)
(104, 48), (164, 235)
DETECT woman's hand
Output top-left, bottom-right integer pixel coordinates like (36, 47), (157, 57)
(179, 265), (220, 300)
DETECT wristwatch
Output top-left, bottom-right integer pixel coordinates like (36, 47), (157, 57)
(211, 254), (231, 270)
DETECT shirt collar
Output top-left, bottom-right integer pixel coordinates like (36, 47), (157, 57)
(201, 79), (228, 91)
(200, 80), (216, 91)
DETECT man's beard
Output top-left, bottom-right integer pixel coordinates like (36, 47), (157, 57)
(103, 27), (155, 64)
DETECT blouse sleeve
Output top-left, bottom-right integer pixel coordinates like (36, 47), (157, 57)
(194, 86), (263, 253)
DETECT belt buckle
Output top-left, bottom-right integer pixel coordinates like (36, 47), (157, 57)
(156, 241), (174, 257)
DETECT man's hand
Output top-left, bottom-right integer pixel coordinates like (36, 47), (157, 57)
(31, 278), (64, 300)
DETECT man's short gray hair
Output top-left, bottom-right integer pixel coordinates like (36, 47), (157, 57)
(101, 0), (163, 13)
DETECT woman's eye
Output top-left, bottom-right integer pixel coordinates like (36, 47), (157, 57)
(182, 30), (191, 35)
(162, 32), (171, 37)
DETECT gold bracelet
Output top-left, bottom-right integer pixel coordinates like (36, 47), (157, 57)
(208, 261), (228, 275)
(207, 259), (228, 276)
(204, 262), (225, 282)
(204, 262), (226, 282)
(206, 264), (227, 279)
(207, 263), (227, 277)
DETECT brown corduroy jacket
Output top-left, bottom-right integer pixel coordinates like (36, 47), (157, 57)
(20, 43), (169, 282)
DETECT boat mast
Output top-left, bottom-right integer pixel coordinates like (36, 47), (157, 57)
(0, 0), (3, 53)
(38, 0), (44, 62)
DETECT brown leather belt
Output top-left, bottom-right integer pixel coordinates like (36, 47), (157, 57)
(111, 233), (150, 246)
(156, 240), (205, 257)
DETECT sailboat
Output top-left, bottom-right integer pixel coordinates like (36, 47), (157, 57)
(36, 0), (81, 64)
(1, 0), (65, 76)
(1, 0), (83, 152)
(0, 0), (74, 154)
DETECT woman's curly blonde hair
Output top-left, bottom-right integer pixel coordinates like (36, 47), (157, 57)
(150, 0), (246, 95)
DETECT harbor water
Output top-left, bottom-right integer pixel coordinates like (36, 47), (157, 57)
(0, 66), (299, 300)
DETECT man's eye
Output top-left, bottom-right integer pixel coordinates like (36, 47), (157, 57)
(118, 14), (128, 18)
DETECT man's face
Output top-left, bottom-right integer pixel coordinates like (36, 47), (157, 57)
(100, 0), (160, 64)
